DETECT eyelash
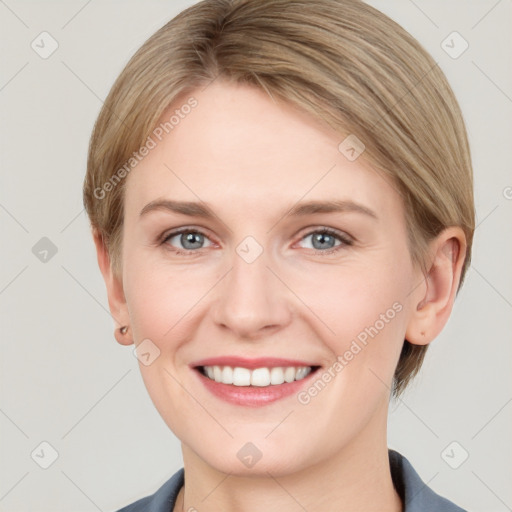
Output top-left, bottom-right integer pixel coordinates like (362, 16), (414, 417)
(160, 227), (353, 257)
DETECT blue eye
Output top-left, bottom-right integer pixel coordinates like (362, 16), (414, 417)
(298, 228), (352, 254)
(162, 229), (213, 254)
(161, 227), (352, 256)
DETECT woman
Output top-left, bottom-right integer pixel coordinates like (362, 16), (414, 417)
(83, 0), (474, 510)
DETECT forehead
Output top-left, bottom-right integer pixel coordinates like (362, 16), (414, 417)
(124, 80), (402, 219)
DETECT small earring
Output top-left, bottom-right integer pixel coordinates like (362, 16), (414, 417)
(119, 326), (128, 335)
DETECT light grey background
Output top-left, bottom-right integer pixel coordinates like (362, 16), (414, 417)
(1, 1), (511, 511)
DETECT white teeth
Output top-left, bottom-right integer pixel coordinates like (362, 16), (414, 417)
(202, 365), (314, 386)
(233, 367), (251, 386)
(251, 368), (270, 386)
(295, 367), (308, 380)
(221, 366), (233, 384)
(284, 367), (296, 383)
(270, 367), (285, 385)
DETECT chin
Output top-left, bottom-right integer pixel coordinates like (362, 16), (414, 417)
(187, 436), (323, 479)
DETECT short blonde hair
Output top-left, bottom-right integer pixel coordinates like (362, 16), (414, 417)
(83, 0), (475, 397)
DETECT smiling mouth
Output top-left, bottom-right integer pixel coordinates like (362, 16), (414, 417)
(195, 365), (321, 387)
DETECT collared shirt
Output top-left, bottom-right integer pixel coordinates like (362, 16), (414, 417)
(115, 449), (467, 512)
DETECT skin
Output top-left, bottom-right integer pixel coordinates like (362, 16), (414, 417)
(94, 79), (466, 512)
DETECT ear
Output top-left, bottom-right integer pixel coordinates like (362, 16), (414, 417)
(92, 228), (133, 346)
(405, 227), (467, 346)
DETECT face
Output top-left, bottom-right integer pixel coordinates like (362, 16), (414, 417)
(118, 80), (423, 476)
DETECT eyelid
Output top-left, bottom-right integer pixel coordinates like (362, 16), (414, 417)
(160, 224), (209, 238)
(295, 225), (353, 243)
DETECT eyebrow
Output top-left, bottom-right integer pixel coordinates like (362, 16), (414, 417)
(139, 198), (378, 220)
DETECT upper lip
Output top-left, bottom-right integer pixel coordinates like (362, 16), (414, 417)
(191, 356), (320, 370)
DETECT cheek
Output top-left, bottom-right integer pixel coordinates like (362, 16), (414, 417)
(299, 255), (410, 330)
(123, 247), (221, 351)
(127, 275), (188, 336)
(291, 256), (411, 379)
(122, 254), (221, 432)
(290, 270), (408, 422)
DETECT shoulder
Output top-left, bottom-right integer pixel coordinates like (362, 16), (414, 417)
(389, 449), (467, 512)
(114, 467), (184, 512)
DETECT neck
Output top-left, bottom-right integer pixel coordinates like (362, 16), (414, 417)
(175, 409), (403, 512)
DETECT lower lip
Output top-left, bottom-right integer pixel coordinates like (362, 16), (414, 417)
(193, 367), (320, 407)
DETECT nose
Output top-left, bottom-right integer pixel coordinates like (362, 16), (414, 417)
(210, 245), (292, 339)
